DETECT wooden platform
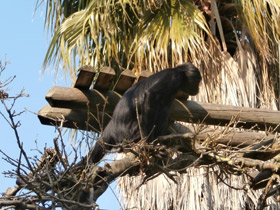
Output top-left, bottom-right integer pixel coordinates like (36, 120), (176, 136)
(38, 65), (280, 134)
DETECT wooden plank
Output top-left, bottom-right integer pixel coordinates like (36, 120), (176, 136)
(94, 67), (116, 91)
(38, 105), (111, 132)
(74, 65), (96, 89)
(45, 86), (121, 113)
(137, 70), (152, 82)
(44, 86), (280, 132)
(114, 69), (137, 93)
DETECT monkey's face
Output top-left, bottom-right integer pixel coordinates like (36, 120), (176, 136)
(182, 70), (202, 96)
(187, 77), (201, 95)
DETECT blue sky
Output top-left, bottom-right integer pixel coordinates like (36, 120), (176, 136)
(0, 1), (119, 209)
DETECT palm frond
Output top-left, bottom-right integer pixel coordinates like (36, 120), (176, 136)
(42, 0), (211, 76)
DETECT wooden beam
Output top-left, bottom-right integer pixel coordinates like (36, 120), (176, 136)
(45, 86), (121, 113)
(38, 106), (276, 148)
(170, 100), (280, 131)
(74, 65), (96, 89)
(170, 124), (275, 148)
(94, 67), (116, 91)
(44, 86), (280, 132)
(137, 70), (152, 82)
(38, 105), (111, 132)
(114, 69), (136, 93)
(196, 130), (275, 148)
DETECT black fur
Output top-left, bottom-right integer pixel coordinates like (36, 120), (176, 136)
(90, 63), (202, 163)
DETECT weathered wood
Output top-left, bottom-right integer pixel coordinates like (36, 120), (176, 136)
(38, 105), (111, 132)
(45, 86), (121, 113)
(114, 69), (136, 93)
(138, 70), (153, 82)
(43, 86), (280, 132)
(196, 130), (275, 148)
(38, 106), (276, 147)
(74, 65), (96, 89)
(170, 100), (280, 131)
(94, 67), (116, 91)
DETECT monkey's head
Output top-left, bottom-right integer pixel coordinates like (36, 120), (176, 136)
(177, 62), (202, 96)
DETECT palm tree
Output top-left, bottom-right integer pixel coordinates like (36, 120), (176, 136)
(40, 0), (280, 209)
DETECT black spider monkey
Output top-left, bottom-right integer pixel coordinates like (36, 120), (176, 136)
(90, 62), (202, 163)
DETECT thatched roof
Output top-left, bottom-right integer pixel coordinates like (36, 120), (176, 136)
(119, 168), (279, 210)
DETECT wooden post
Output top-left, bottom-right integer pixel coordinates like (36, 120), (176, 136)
(137, 70), (152, 82)
(94, 67), (116, 91)
(74, 65), (96, 89)
(114, 69), (137, 93)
